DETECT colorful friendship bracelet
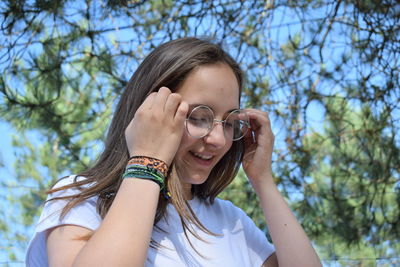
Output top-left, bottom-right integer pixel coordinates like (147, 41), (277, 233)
(128, 156), (169, 178)
(123, 155), (171, 199)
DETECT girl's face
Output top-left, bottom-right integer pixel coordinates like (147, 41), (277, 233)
(174, 63), (240, 196)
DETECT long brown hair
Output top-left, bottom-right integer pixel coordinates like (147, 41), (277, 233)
(48, 37), (245, 245)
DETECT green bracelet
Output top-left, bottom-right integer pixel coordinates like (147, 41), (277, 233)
(123, 162), (170, 199)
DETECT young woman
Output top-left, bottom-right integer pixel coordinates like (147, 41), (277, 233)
(26, 37), (322, 266)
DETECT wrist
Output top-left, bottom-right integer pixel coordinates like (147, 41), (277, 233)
(123, 155), (171, 200)
(249, 172), (276, 195)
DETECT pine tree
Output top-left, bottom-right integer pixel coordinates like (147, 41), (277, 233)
(1, 0), (399, 264)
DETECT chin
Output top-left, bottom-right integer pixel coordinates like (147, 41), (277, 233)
(175, 157), (214, 185)
(182, 172), (210, 185)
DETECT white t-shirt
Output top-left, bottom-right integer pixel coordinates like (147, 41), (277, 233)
(26, 175), (275, 266)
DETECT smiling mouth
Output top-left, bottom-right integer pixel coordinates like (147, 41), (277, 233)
(191, 151), (213, 161)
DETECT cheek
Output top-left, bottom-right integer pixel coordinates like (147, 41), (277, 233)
(223, 140), (234, 154)
(215, 141), (233, 163)
(175, 132), (195, 156)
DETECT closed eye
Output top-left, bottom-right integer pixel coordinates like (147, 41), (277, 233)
(188, 116), (209, 126)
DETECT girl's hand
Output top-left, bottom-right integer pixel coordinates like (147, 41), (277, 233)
(125, 87), (189, 166)
(242, 109), (275, 187)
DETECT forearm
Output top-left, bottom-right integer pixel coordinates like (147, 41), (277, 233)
(254, 176), (322, 267)
(73, 178), (159, 266)
(71, 87), (188, 266)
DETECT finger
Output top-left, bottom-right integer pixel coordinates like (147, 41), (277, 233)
(245, 111), (274, 147)
(164, 93), (182, 117)
(152, 87), (171, 111)
(246, 111), (271, 133)
(174, 100), (189, 123)
(243, 134), (257, 151)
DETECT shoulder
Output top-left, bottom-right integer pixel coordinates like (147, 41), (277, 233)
(26, 175), (101, 267)
(211, 198), (247, 218)
(40, 174), (100, 229)
(48, 175), (92, 197)
(213, 197), (237, 208)
(212, 198), (276, 263)
(45, 175), (98, 206)
(206, 198), (263, 233)
(54, 174), (80, 187)
(194, 197), (250, 228)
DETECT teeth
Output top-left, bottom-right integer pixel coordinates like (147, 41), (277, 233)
(193, 152), (213, 160)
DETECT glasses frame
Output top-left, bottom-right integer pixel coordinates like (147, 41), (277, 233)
(185, 105), (250, 141)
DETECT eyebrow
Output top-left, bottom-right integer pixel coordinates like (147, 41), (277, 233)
(188, 103), (239, 114)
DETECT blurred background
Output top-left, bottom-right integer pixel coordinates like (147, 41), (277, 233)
(0, 0), (399, 266)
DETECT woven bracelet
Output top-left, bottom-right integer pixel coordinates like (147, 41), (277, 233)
(128, 156), (168, 178)
(126, 164), (165, 179)
(124, 167), (164, 184)
(123, 168), (164, 189)
(124, 156), (170, 199)
(123, 168), (170, 199)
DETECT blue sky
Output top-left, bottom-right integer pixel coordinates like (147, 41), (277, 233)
(0, 121), (22, 265)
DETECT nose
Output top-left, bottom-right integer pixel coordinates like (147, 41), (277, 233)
(203, 121), (227, 148)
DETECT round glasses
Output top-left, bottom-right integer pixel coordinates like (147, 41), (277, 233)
(185, 105), (250, 141)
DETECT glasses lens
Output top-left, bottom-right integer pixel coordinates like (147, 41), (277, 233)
(186, 106), (214, 138)
(224, 110), (249, 140)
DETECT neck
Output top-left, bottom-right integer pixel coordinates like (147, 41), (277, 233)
(182, 182), (194, 200)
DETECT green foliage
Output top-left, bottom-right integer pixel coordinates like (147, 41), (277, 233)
(0, 0), (399, 265)
(292, 97), (400, 260)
